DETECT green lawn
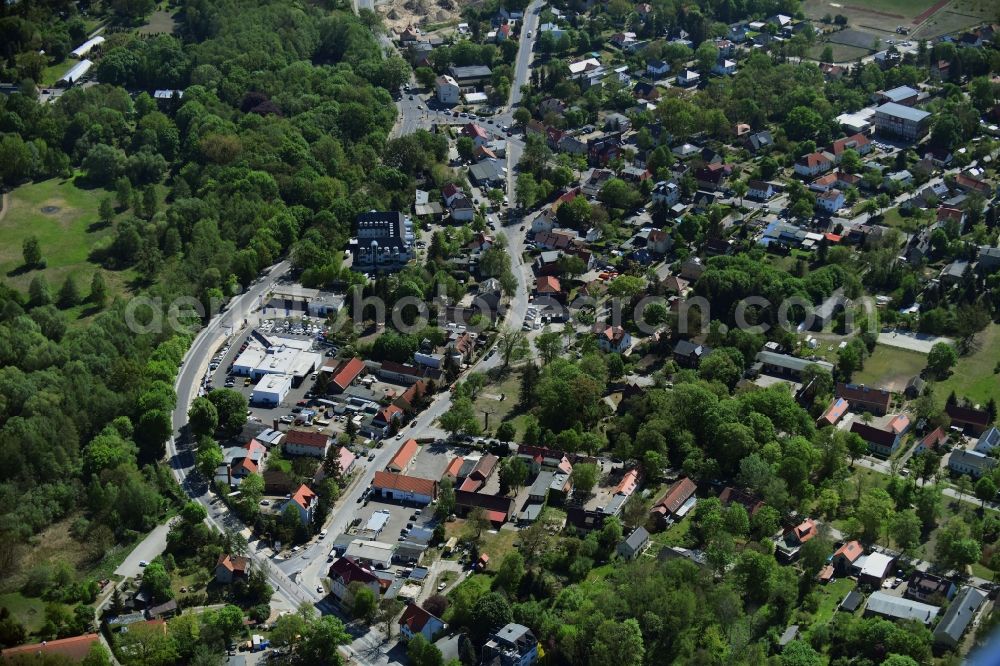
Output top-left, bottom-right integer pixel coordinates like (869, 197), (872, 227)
(798, 577), (857, 640)
(0, 593), (48, 634)
(853, 344), (927, 393)
(876, 207), (929, 234)
(40, 61), (73, 87)
(0, 177), (134, 311)
(932, 324), (1000, 408)
(472, 373), (523, 432)
(650, 513), (692, 548)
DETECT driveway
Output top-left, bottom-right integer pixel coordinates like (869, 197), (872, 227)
(115, 522), (170, 579)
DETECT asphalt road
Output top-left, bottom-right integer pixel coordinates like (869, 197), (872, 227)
(115, 522), (170, 579)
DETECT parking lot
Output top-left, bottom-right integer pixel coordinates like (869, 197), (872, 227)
(352, 500), (431, 550)
(406, 440), (462, 480)
(203, 323), (341, 432)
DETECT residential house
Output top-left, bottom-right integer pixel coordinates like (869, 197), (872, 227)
(587, 135), (622, 166)
(832, 540), (864, 575)
(776, 519), (819, 562)
(817, 398), (848, 427)
(436, 75), (460, 104)
(326, 357), (366, 394)
(461, 123), (490, 148)
(516, 445), (573, 475)
(594, 323), (631, 353)
(215, 554), (250, 584)
(448, 65), (492, 88)
(851, 421), (904, 457)
(745, 131), (774, 153)
(937, 206), (967, 233)
(673, 340), (711, 369)
(328, 557), (380, 605)
(632, 80), (660, 101)
(934, 586), (989, 648)
(794, 152), (834, 178)
(949, 449), (997, 479)
(978, 246), (1000, 274)
(652, 180), (681, 207)
(975, 426), (1000, 454)
(695, 162), (728, 190)
(283, 430), (330, 458)
(449, 194), (475, 222)
(719, 486), (764, 516)
(399, 603), (445, 642)
(865, 592), (939, 625)
(647, 229), (672, 254)
(453, 490), (514, 525)
(372, 471), (437, 505)
(712, 59), (736, 76)
(857, 552), (896, 588)
(649, 477), (697, 528)
(747, 180), (775, 200)
(946, 403), (991, 435)
(535, 276), (562, 296)
(913, 426), (948, 455)
(617, 526), (650, 560)
(609, 32), (637, 49)
(676, 69), (700, 87)
(817, 189), (845, 213)
(829, 133), (872, 161)
(836, 383), (891, 415)
(646, 60), (670, 77)
(955, 173), (993, 197)
(289, 484), (318, 524)
(482, 623), (539, 666)
(906, 572), (956, 604)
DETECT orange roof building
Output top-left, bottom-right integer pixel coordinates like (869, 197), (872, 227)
(2, 634), (101, 662)
(372, 471), (438, 502)
(388, 438), (419, 473)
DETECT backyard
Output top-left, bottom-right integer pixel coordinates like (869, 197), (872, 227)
(853, 343), (927, 392)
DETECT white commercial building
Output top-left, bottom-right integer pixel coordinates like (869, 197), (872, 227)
(232, 337), (321, 386)
(251, 373), (292, 406)
(345, 539), (395, 569)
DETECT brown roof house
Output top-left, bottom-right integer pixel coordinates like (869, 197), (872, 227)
(215, 554), (250, 584)
(398, 603), (445, 642)
(649, 478), (697, 529)
(836, 383), (892, 416)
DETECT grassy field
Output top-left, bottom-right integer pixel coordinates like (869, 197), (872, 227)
(853, 344), (927, 392)
(877, 207), (929, 233)
(932, 324), (1000, 407)
(137, 9), (179, 35)
(797, 577), (857, 639)
(0, 177), (133, 312)
(472, 373), (522, 432)
(40, 61), (73, 87)
(914, 0), (997, 39)
(0, 593), (48, 634)
(807, 42), (871, 63)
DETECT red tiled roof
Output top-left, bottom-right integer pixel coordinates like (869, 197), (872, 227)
(330, 357), (365, 391)
(284, 429), (329, 449)
(217, 554), (250, 574)
(819, 398), (848, 425)
(919, 426), (947, 450)
(442, 457), (464, 480)
(336, 446), (356, 474)
(458, 477), (483, 492)
(836, 382), (891, 410)
(377, 404), (403, 424)
(850, 422), (896, 447)
(329, 557), (377, 585)
(798, 151), (832, 168)
(399, 603), (441, 633)
(614, 468), (640, 496)
(2, 634), (101, 661)
(291, 484), (317, 510)
(937, 206), (964, 223)
(651, 477), (696, 516)
(536, 276), (561, 293)
(485, 510), (508, 524)
(834, 540), (863, 562)
(830, 133), (870, 155)
(462, 123), (488, 139)
(389, 439), (419, 470)
(373, 471), (437, 498)
(792, 519), (818, 543)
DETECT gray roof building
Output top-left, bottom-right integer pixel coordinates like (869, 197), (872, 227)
(934, 586), (988, 648)
(864, 591), (940, 625)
